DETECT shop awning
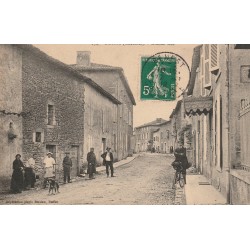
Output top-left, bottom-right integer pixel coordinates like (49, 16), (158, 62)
(184, 96), (213, 116)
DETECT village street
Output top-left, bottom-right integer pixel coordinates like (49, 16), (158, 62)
(0, 154), (185, 205)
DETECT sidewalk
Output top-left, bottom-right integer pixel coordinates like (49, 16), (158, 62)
(95, 154), (138, 173)
(184, 174), (227, 205)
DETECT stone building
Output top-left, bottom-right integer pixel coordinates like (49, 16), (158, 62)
(152, 128), (160, 153)
(0, 45), (23, 189)
(0, 45), (129, 187)
(184, 44), (250, 204)
(134, 118), (168, 152)
(20, 45), (86, 179)
(71, 52), (136, 161)
(158, 120), (172, 153)
(82, 76), (121, 165)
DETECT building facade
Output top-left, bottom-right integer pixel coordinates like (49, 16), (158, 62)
(83, 78), (121, 165)
(71, 52), (136, 161)
(134, 118), (168, 153)
(158, 121), (172, 153)
(20, 45), (86, 179)
(184, 44), (250, 204)
(0, 45), (23, 189)
(152, 129), (160, 152)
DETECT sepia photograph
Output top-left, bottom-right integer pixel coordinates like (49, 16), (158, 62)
(0, 44), (249, 205)
(1, 2), (250, 250)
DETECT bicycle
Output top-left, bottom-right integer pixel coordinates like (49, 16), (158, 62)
(172, 163), (185, 189)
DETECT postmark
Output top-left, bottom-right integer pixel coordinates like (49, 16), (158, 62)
(140, 52), (191, 101)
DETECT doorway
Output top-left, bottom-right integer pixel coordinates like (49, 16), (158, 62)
(70, 146), (79, 177)
(102, 138), (106, 153)
(46, 145), (57, 160)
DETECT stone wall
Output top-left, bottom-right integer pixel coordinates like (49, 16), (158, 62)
(22, 50), (85, 179)
(0, 45), (23, 190)
(230, 170), (250, 204)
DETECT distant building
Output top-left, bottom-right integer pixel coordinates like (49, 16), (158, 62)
(158, 120), (172, 153)
(71, 52), (136, 160)
(134, 118), (168, 152)
(152, 129), (160, 153)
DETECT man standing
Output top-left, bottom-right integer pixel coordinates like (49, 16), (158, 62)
(63, 152), (72, 184)
(24, 153), (37, 189)
(101, 147), (114, 177)
(43, 152), (56, 188)
(87, 148), (97, 179)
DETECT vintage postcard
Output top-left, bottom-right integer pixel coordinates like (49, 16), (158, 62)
(0, 44), (249, 205)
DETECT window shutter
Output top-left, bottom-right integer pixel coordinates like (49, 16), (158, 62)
(210, 44), (219, 71)
(203, 45), (211, 89)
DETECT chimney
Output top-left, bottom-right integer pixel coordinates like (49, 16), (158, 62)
(77, 51), (91, 66)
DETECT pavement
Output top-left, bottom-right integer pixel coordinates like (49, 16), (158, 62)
(79, 153), (229, 205)
(184, 173), (227, 205)
(94, 154), (138, 173)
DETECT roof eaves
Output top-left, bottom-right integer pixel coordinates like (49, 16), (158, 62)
(186, 45), (202, 96)
(71, 63), (136, 106)
(15, 45), (121, 105)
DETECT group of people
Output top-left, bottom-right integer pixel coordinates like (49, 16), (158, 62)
(10, 147), (115, 194)
(10, 152), (57, 194)
(87, 147), (114, 179)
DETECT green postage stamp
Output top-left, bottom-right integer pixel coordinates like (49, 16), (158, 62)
(141, 57), (176, 101)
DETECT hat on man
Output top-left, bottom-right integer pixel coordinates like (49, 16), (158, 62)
(47, 152), (53, 155)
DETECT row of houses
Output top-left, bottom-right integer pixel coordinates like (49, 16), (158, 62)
(134, 118), (173, 153)
(135, 44), (250, 204)
(184, 44), (250, 204)
(0, 45), (135, 189)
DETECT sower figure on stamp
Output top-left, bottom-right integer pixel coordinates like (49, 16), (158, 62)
(63, 152), (72, 184)
(24, 153), (37, 190)
(43, 152), (56, 188)
(101, 147), (114, 177)
(173, 141), (189, 184)
(147, 61), (171, 98)
(87, 148), (97, 179)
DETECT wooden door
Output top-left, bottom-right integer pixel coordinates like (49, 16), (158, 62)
(70, 146), (79, 177)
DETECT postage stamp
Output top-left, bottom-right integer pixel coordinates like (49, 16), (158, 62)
(141, 56), (176, 100)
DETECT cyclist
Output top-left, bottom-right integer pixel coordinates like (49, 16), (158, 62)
(173, 141), (189, 184)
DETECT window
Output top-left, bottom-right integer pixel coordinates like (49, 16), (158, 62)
(33, 130), (44, 143)
(166, 130), (169, 139)
(202, 44), (211, 88)
(35, 132), (42, 142)
(47, 104), (55, 125)
(210, 44), (219, 71)
(240, 66), (250, 83)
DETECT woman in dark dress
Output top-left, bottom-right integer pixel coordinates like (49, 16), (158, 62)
(10, 154), (24, 193)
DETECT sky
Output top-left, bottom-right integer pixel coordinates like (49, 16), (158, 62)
(35, 44), (197, 127)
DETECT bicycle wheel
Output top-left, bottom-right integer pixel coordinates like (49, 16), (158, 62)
(172, 171), (178, 189)
(179, 172), (185, 188)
